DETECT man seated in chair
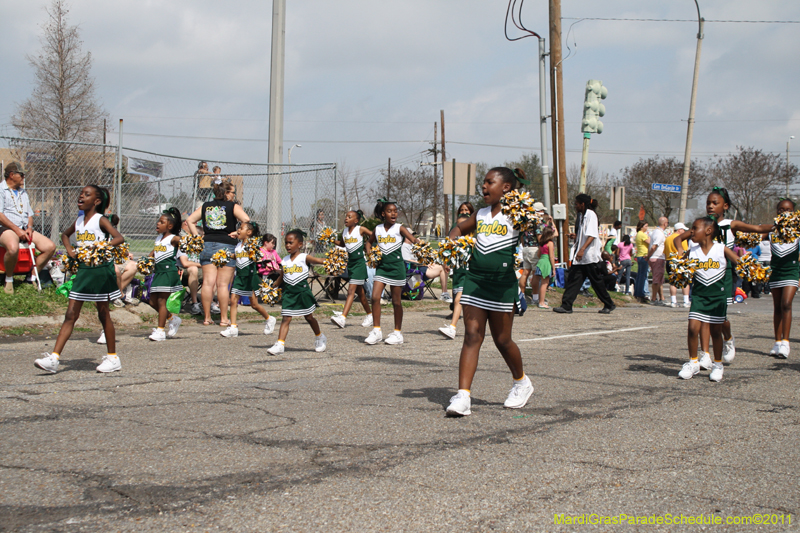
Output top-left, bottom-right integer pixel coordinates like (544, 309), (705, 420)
(401, 234), (451, 302)
(0, 163), (56, 294)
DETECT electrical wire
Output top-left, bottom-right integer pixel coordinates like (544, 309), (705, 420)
(504, 0), (540, 41)
(562, 17), (800, 23)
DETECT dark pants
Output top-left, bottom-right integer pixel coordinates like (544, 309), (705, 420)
(634, 257), (649, 298)
(560, 262), (616, 311)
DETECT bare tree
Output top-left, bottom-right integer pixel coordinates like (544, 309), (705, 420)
(566, 163), (616, 223)
(374, 166), (437, 233)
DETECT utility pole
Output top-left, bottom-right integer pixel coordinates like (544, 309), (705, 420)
(387, 158), (391, 199)
(787, 136), (795, 197)
(433, 122), (439, 233)
(678, 1), (703, 224)
(549, 0), (568, 263)
(267, 0), (286, 237)
(441, 109), (448, 234)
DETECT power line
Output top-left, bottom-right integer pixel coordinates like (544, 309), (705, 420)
(562, 17), (800, 23)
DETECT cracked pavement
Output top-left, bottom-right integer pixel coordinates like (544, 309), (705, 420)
(1, 297), (798, 531)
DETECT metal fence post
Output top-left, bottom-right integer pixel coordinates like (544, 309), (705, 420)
(333, 165), (338, 231)
(116, 120), (123, 219)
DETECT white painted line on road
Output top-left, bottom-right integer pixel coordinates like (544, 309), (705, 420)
(518, 326), (658, 343)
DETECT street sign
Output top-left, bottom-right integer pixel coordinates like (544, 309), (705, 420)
(651, 183), (681, 193)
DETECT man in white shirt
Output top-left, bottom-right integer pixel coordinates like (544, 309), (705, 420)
(553, 194), (615, 314)
(648, 217), (668, 306)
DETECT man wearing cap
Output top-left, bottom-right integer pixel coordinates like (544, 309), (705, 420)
(664, 222), (690, 308)
(0, 162), (56, 294)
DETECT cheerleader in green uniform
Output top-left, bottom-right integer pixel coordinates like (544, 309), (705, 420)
(221, 222), (277, 338)
(769, 199), (799, 358)
(331, 210), (374, 329)
(364, 199), (419, 346)
(267, 230), (327, 355)
(34, 185), (125, 374)
(147, 207), (183, 342)
(445, 168), (534, 416)
(439, 203), (475, 340)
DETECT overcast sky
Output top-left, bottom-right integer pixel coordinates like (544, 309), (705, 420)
(1, 0), (799, 190)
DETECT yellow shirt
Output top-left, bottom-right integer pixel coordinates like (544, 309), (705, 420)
(665, 232), (689, 257)
(635, 231), (650, 257)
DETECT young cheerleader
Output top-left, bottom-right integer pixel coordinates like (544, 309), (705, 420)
(331, 210), (374, 329)
(364, 199), (419, 345)
(34, 185), (125, 373)
(768, 199), (799, 358)
(532, 226), (556, 308)
(146, 207), (184, 341)
(445, 167), (534, 416)
(703, 187), (774, 362)
(438, 204), (474, 339)
(221, 222), (277, 338)
(266, 230), (327, 354)
(677, 216), (741, 382)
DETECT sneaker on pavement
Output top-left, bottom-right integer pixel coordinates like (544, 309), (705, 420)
(679, 360), (700, 379)
(682, 302), (691, 308)
(190, 302), (202, 315)
(314, 334), (327, 352)
(384, 331), (404, 345)
(267, 341), (285, 355)
(96, 354), (121, 373)
(438, 324), (456, 339)
(210, 302), (221, 314)
(34, 353), (59, 373)
(97, 331), (107, 344)
(333, 310), (343, 316)
(166, 315), (182, 338)
(331, 315), (346, 328)
(365, 328), (383, 345)
(698, 352), (712, 370)
(446, 391), (471, 416)
(504, 376), (534, 409)
(669, 302), (678, 308)
(709, 361), (724, 382)
(770, 342), (781, 356)
(361, 314), (374, 327)
(112, 298), (125, 308)
(441, 292), (453, 303)
(220, 325), (239, 338)
(722, 338), (736, 363)
(149, 328), (166, 342)
(264, 315), (276, 335)
(778, 341), (790, 359)
(552, 306), (572, 314)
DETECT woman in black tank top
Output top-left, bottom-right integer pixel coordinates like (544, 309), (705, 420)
(186, 178), (250, 326)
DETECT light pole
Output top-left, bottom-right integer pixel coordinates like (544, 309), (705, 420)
(787, 136), (795, 197)
(678, 0), (704, 224)
(288, 144), (301, 228)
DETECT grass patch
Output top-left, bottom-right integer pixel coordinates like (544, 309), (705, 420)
(0, 282), (68, 317)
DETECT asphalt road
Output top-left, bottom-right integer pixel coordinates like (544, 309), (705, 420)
(1, 295), (798, 532)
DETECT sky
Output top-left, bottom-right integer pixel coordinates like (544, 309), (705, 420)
(1, 0), (799, 194)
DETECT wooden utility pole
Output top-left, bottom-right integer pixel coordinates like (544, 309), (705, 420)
(433, 122), (438, 234)
(387, 157), (391, 199)
(441, 109), (448, 233)
(549, 0), (568, 263)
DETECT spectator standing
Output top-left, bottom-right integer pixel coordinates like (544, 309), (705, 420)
(309, 209), (326, 254)
(0, 162), (56, 293)
(616, 235), (634, 294)
(664, 222), (691, 307)
(633, 221), (650, 303)
(519, 203), (558, 306)
(648, 217), (668, 305)
(604, 220), (621, 254)
(758, 237), (772, 294)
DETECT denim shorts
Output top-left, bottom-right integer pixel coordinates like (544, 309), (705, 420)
(199, 241), (236, 268)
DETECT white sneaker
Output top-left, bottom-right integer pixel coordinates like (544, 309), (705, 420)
(166, 315), (182, 338)
(361, 314), (373, 327)
(709, 361), (724, 382)
(683, 302), (691, 308)
(441, 292), (453, 303)
(210, 302), (221, 314)
(96, 354), (121, 373)
(723, 337), (736, 363)
(679, 360), (700, 380)
(267, 341), (285, 355)
(220, 325), (239, 338)
(778, 341), (790, 359)
(264, 315), (276, 335)
(112, 298), (125, 308)
(314, 334), (327, 352)
(438, 324), (456, 339)
(446, 391), (471, 416)
(123, 296), (140, 306)
(97, 331), (107, 345)
(365, 328), (383, 345)
(770, 342), (781, 356)
(669, 302), (678, 308)
(698, 352), (712, 370)
(384, 331), (404, 345)
(34, 353), (59, 374)
(504, 375), (534, 409)
(331, 315), (346, 328)
(333, 310), (343, 316)
(149, 328), (166, 342)
(190, 302), (202, 315)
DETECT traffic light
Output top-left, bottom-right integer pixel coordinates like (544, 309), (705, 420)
(581, 80), (608, 134)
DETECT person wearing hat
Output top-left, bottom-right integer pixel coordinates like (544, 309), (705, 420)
(518, 201), (557, 306)
(664, 222), (691, 308)
(0, 163), (56, 294)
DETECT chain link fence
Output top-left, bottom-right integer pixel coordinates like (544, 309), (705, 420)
(1, 136), (338, 255)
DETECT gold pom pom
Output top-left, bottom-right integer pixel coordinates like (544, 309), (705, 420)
(666, 254), (699, 289)
(318, 226), (337, 250)
(771, 210), (800, 244)
(243, 237), (262, 261)
(500, 190), (543, 231)
(76, 241), (114, 267)
(735, 252), (771, 282)
(211, 249), (234, 268)
(179, 235), (204, 256)
(112, 243), (130, 265)
(411, 240), (441, 265)
(256, 280), (282, 305)
(324, 247), (348, 275)
(439, 235), (475, 270)
(366, 247), (383, 269)
(60, 254), (78, 274)
(734, 232), (762, 249)
(137, 257), (155, 275)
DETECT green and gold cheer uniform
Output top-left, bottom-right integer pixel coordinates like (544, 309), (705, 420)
(688, 242), (728, 324)
(769, 238), (800, 288)
(69, 213), (121, 302)
(150, 233), (182, 293)
(231, 241), (260, 296)
(343, 225), (367, 285)
(280, 252), (316, 316)
(373, 223), (405, 287)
